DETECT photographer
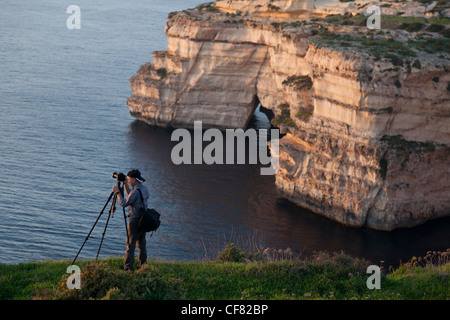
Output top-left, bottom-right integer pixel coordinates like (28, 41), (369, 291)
(112, 169), (150, 271)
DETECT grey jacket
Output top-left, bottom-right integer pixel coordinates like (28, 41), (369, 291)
(117, 183), (150, 219)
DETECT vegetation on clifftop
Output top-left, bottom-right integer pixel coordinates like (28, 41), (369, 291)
(271, 103), (298, 129)
(0, 245), (448, 300)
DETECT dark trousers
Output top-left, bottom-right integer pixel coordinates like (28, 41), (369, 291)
(124, 218), (147, 271)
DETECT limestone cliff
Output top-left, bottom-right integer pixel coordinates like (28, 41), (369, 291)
(127, 0), (450, 231)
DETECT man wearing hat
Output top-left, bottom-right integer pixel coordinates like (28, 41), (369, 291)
(112, 169), (150, 271)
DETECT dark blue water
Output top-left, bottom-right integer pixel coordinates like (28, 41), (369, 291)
(0, 0), (448, 266)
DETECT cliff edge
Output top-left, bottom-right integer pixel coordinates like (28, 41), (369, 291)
(127, 0), (450, 230)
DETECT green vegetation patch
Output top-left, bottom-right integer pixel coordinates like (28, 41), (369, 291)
(296, 109), (313, 122)
(0, 260), (68, 299)
(321, 13), (367, 27)
(318, 33), (413, 59)
(317, 30), (449, 62)
(378, 135), (442, 178)
(197, 3), (220, 13)
(282, 75), (313, 91)
(315, 13), (450, 50)
(382, 15), (450, 27)
(156, 68), (168, 80)
(1, 247), (449, 300)
(408, 38), (450, 54)
(381, 135), (437, 154)
(379, 157), (388, 179)
(320, 13), (450, 29)
(271, 103), (298, 129)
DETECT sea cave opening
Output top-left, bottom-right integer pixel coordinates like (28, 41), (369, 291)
(239, 94), (279, 167)
(245, 95), (274, 132)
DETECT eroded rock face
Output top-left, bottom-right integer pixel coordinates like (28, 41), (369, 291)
(127, 1), (450, 230)
(214, 0), (315, 17)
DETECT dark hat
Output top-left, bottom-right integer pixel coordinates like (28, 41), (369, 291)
(127, 169), (145, 182)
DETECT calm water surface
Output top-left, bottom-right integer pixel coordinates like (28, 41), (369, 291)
(0, 0), (448, 266)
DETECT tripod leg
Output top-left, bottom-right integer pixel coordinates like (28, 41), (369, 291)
(118, 183), (130, 245)
(71, 191), (115, 265)
(96, 193), (117, 260)
(110, 189), (118, 216)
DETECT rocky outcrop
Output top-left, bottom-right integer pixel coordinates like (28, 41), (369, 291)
(127, 0), (450, 230)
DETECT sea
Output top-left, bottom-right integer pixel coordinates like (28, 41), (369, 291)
(0, 0), (448, 266)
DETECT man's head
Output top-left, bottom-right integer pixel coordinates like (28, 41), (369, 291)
(127, 169), (145, 187)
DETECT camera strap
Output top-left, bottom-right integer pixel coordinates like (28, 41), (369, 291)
(137, 188), (147, 210)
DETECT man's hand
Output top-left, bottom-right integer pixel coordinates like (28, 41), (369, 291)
(112, 183), (120, 194)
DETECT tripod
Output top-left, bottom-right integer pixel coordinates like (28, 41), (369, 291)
(71, 182), (129, 265)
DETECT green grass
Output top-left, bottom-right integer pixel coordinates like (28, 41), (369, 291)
(382, 15), (450, 26)
(317, 31), (450, 62)
(320, 13), (450, 28)
(1, 249), (448, 300)
(0, 260), (68, 299)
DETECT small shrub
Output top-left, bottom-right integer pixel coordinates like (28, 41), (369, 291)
(425, 24), (445, 33)
(443, 28), (450, 38)
(156, 68), (167, 80)
(282, 75), (313, 91)
(412, 60), (421, 69)
(216, 243), (245, 263)
(310, 251), (370, 275)
(268, 4), (281, 11)
(296, 109), (313, 122)
(412, 38), (450, 54)
(168, 11), (178, 19)
(52, 262), (184, 300)
(101, 287), (123, 300)
(262, 247), (297, 261)
(394, 249), (450, 279)
(381, 135), (437, 155)
(379, 158), (388, 179)
(197, 3), (219, 13)
(404, 22), (425, 32)
(381, 107), (393, 114)
(271, 103), (298, 129)
(388, 54), (403, 66)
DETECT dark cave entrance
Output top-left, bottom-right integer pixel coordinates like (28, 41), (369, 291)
(245, 95), (274, 131)
(240, 95), (278, 164)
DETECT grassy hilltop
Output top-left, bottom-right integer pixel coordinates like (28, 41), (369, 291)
(0, 245), (448, 300)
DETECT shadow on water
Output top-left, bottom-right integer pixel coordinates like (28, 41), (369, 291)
(276, 199), (450, 267)
(126, 112), (450, 267)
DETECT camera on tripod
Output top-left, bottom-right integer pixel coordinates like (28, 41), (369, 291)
(72, 172), (129, 265)
(113, 172), (126, 182)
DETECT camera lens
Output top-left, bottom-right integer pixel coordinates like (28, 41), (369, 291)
(112, 172), (126, 181)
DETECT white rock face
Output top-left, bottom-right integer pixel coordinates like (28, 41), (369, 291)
(127, 2), (450, 230)
(215, 0), (316, 13)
